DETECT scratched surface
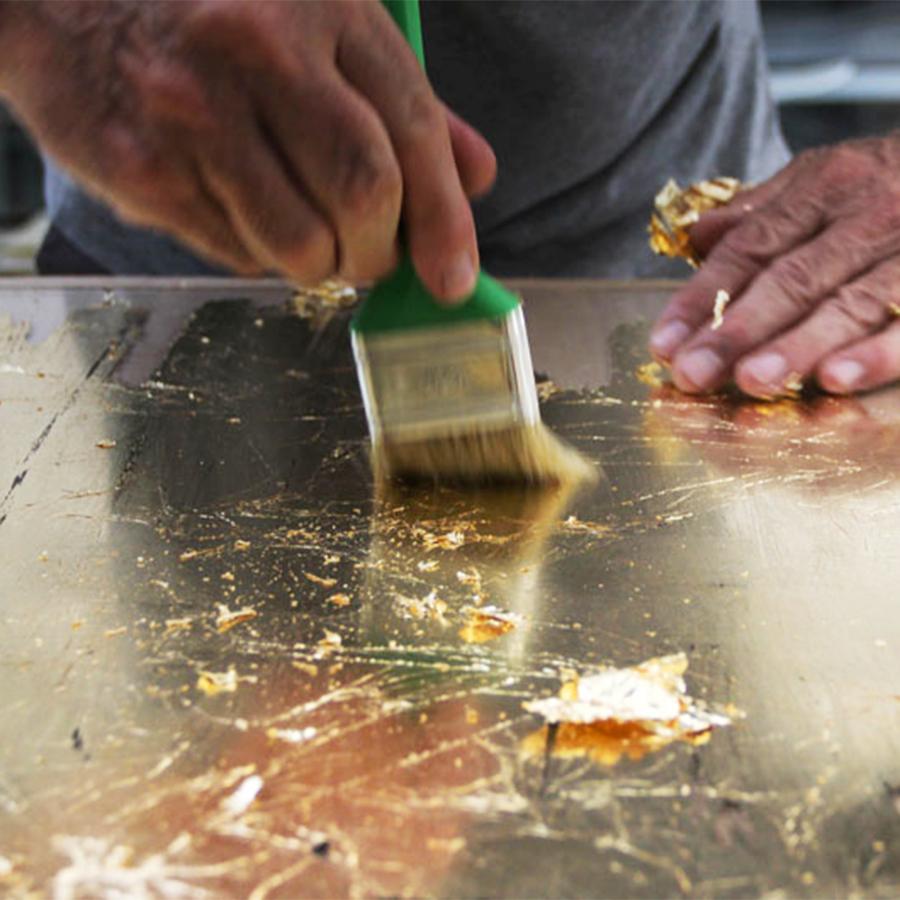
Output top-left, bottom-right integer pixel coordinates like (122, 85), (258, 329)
(1, 278), (899, 898)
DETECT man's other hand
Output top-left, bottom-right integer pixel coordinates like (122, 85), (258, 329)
(650, 137), (900, 396)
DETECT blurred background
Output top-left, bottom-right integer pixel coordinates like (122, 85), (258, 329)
(2, 0), (900, 274)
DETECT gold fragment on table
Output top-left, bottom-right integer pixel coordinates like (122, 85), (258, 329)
(523, 652), (734, 765)
(458, 605), (522, 644)
(214, 603), (258, 633)
(290, 279), (358, 321)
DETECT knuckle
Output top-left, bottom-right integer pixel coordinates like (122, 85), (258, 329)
(769, 254), (815, 304)
(184, 0), (281, 61)
(830, 282), (888, 331)
(863, 197), (900, 238)
(336, 145), (401, 218)
(717, 224), (771, 267)
(402, 87), (444, 143)
(819, 144), (870, 187)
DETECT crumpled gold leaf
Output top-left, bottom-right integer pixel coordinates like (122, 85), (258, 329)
(648, 177), (743, 268)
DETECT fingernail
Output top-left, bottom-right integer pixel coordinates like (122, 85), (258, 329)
(741, 351), (787, 390)
(675, 347), (724, 391)
(824, 358), (865, 393)
(650, 320), (691, 360)
(441, 254), (476, 302)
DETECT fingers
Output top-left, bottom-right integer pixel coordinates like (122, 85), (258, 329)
(164, 189), (264, 276)
(734, 259), (900, 397)
(254, 70), (402, 284)
(445, 106), (497, 199)
(650, 193), (824, 369)
(196, 108), (336, 283)
(818, 319), (900, 395)
(687, 164), (800, 258)
(669, 211), (900, 394)
(98, 123), (262, 275)
(338, 12), (479, 303)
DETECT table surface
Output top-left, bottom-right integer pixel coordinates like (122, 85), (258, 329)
(1, 277), (899, 898)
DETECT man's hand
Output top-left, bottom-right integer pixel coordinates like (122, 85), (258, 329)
(649, 136), (900, 397)
(0, 0), (496, 299)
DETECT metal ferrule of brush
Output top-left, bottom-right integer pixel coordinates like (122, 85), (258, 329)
(352, 305), (540, 443)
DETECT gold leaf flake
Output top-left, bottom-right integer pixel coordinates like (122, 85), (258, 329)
(304, 572), (337, 588)
(522, 652), (734, 766)
(197, 668), (237, 695)
(164, 617), (192, 635)
(711, 289), (730, 331)
(291, 661), (319, 677)
(422, 530), (466, 551)
(215, 604), (257, 633)
(394, 591), (449, 624)
(95, 439), (117, 449)
(314, 629), (342, 659)
(536, 378), (562, 401)
(458, 605), (522, 644)
(649, 177), (743, 267)
(266, 726), (318, 744)
(456, 568), (482, 589)
(635, 361), (664, 387)
(326, 593), (351, 607)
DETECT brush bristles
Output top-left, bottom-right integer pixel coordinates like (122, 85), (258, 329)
(372, 423), (597, 486)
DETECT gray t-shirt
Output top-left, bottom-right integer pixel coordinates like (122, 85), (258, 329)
(44, 0), (789, 278)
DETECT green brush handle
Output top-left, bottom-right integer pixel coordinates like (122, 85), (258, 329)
(383, 0), (425, 66)
(351, 0), (519, 333)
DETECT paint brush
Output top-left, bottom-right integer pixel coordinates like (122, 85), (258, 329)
(351, 0), (593, 486)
